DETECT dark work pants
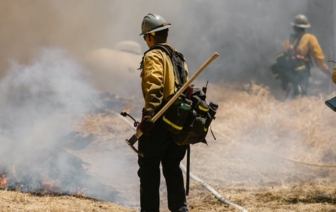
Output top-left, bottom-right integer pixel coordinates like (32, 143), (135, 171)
(281, 67), (310, 97)
(137, 121), (187, 212)
(292, 74), (309, 97)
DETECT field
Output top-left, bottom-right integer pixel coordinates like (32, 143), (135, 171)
(1, 82), (336, 212)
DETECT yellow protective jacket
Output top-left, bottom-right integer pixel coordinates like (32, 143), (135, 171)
(333, 68), (336, 83)
(140, 43), (189, 113)
(283, 33), (329, 72)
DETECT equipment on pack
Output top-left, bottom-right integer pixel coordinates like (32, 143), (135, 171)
(161, 93), (192, 134)
(140, 13), (171, 36)
(141, 44), (218, 146)
(291, 14), (311, 29)
(123, 52), (219, 157)
(325, 96), (336, 112)
(167, 84), (218, 146)
(271, 33), (310, 87)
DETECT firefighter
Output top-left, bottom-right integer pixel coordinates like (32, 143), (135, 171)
(281, 14), (330, 96)
(333, 67), (336, 84)
(137, 13), (189, 212)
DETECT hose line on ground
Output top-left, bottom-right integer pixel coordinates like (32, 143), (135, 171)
(180, 164), (248, 212)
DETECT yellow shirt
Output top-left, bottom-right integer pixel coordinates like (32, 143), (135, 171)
(333, 68), (336, 83)
(283, 33), (329, 72)
(140, 44), (189, 113)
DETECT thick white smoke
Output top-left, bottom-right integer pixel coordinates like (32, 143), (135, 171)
(0, 48), (118, 198)
(0, 48), (96, 151)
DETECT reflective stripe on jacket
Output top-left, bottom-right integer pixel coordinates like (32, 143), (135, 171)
(283, 33), (329, 71)
(140, 43), (189, 113)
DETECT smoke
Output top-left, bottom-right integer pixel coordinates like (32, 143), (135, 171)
(0, 48), (96, 149)
(0, 0), (335, 207)
(1, 1), (333, 89)
(0, 48), (130, 201)
(0, 1), (321, 77)
(189, 83), (336, 187)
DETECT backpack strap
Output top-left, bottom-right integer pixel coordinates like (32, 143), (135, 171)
(153, 44), (187, 88)
(289, 32), (305, 51)
(290, 33), (312, 66)
(139, 44), (187, 90)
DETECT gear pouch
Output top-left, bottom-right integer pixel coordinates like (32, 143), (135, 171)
(172, 95), (210, 146)
(162, 96), (192, 134)
(325, 96), (336, 112)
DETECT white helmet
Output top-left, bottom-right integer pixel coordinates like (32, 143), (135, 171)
(140, 13), (171, 36)
(291, 14), (311, 28)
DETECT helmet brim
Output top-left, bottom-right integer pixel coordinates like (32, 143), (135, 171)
(291, 22), (311, 28)
(139, 25), (171, 36)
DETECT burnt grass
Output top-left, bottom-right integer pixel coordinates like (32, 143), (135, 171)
(1, 131), (126, 204)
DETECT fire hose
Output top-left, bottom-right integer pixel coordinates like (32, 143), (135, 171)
(180, 164), (248, 212)
(113, 110), (248, 212)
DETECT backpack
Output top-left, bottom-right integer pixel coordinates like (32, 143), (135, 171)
(143, 44), (218, 146)
(171, 86), (218, 146)
(271, 33), (310, 84)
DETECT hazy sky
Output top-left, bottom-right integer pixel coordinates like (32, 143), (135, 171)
(1, 0), (333, 84)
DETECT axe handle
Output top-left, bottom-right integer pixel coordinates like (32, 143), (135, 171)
(153, 52), (219, 122)
(134, 52), (219, 139)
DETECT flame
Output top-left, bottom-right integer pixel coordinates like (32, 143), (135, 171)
(0, 171), (88, 197)
(74, 187), (87, 198)
(0, 174), (7, 189)
(36, 174), (57, 194)
(122, 108), (131, 114)
(40, 180), (54, 191)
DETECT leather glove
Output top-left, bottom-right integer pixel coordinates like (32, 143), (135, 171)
(139, 108), (154, 135)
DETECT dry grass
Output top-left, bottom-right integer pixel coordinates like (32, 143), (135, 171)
(204, 81), (336, 164)
(184, 81), (336, 211)
(0, 189), (136, 212)
(186, 182), (336, 212)
(2, 82), (336, 211)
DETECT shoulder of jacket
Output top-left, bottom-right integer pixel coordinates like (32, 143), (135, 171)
(143, 44), (186, 64)
(303, 33), (316, 40)
(144, 48), (166, 59)
(286, 33), (313, 45)
(139, 48), (164, 70)
(161, 44), (186, 62)
(151, 44), (173, 56)
(303, 33), (320, 45)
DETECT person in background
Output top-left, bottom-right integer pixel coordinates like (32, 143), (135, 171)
(279, 14), (331, 97)
(332, 67), (336, 83)
(136, 13), (189, 212)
